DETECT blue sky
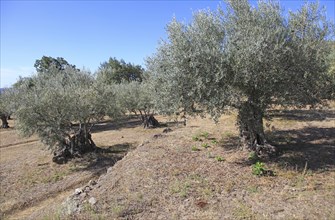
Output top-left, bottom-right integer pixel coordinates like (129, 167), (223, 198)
(1, 0), (334, 87)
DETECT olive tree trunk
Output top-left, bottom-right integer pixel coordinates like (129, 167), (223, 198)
(0, 114), (9, 128)
(237, 100), (276, 157)
(53, 124), (96, 164)
(139, 110), (160, 128)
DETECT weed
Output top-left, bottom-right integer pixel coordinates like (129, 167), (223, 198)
(193, 131), (210, 141)
(191, 146), (200, 151)
(200, 131), (209, 139)
(215, 156), (224, 162)
(251, 162), (275, 176)
(201, 143), (210, 148)
(211, 139), (218, 144)
(192, 136), (200, 141)
(252, 161), (266, 176)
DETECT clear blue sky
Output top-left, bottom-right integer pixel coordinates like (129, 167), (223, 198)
(1, 0), (334, 87)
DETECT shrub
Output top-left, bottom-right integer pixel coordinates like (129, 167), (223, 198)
(252, 162), (266, 176)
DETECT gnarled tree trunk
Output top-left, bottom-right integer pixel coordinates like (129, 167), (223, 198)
(139, 110), (160, 128)
(143, 114), (160, 128)
(53, 124), (96, 164)
(237, 100), (276, 157)
(0, 114), (9, 128)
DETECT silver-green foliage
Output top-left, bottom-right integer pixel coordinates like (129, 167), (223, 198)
(14, 67), (121, 150)
(147, 0), (334, 148)
(147, 10), (229, 117)
(0, 88), (16, 117)
(114, 80), (155, 115)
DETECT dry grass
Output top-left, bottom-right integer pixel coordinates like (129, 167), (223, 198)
(1, 108), (335, 219)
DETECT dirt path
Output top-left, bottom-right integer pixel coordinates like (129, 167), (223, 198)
(7, 189), (73, 220)
(0, 139), (39, 149)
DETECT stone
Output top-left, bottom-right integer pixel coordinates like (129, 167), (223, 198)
(62, 197), (80, 215)
(74, 188), (82, 195)
(153, 134), (163, 139)
(83, 186), (92, 193)
(88, 179), (97, 186)
(162, 128), (172, 133)
(89, 197), (97, 206)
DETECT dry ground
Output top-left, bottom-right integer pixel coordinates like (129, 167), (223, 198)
(1, 108), (335, 219)
(0, 116), (162, 219)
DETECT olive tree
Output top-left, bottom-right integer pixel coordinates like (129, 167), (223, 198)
(115, 81), (159, 128)
(15, 66), (121, 163)
(146, 0), (334, 155)
(0, 89), (13, 128)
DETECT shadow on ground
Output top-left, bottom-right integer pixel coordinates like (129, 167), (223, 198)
(269, 127), (335, 171)
(72, 143), (135, 175)
(268, 109), (335, 121)
(232, 109), (335, 171)
(91, 115), (171, 133)
(91, 116), (143, 133)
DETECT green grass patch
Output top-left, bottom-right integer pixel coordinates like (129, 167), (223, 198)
(215, 156), (224, 162)
(201, 143), (210, 148)
(191, 146), (200, 151)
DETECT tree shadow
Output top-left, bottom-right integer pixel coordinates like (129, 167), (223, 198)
(220, 136), (241, 151)
(91, 115), (171, 133)
(91, 116), (143, 133)
(268, 109), (335, 121)
(72, 143), (135, 174)
(268, 127), (335, 171)
(164, 121), (186, 127)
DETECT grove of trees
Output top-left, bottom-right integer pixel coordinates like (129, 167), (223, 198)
(1, 0), (334, 162)
(146, 0), (334, 155)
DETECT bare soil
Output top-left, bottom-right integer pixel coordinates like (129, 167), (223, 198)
(1, 109), (334, 220)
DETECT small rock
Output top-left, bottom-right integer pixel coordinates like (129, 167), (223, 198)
(74, 188), (82, 195)
(153, 134), (163, 139)
(62, 197), (80, 215)
(89, 197), (97, 205)
(89, 179), (97, 186)
(107, 167), (114, 173)
(83, 186), (92, 193)
(162, 128), (172, 133)
(81, 192), (87, 198)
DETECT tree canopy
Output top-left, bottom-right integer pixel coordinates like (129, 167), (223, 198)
(14, 66), (122, 163)
(146, 0), (334, 155)
(96, 57), (144, 84)
(0, 88), (16, 128)
(34, 56), (78, 73)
